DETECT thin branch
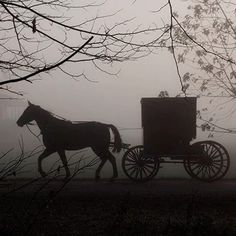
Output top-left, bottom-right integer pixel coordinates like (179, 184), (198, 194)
(0, 36), (93, 85)
(168, 0), (185, 95)
(172, 14), (235, 65)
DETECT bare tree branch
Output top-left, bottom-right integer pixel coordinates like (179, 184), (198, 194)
(0, 36), (93, 85)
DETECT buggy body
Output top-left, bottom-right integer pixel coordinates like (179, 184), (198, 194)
(122, 97), (230, 182)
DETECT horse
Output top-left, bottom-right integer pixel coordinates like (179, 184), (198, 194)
(16, 102), (122, 180)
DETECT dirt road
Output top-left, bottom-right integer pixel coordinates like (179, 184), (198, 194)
(1, 179), (236, 235)
(1, 178), (236, 197)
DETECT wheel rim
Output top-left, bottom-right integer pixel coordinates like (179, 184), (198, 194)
(185, 141), (229, 181)
(207, 141), (230, 181)
(122, 145), (159, 182)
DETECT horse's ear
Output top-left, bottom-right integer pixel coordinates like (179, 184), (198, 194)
(28, 101), (32, 106)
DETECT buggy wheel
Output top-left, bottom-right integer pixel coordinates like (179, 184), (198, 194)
(206, 141), (230, 181)
(122, 145), (159, 182)
(184, 141), (230, 182)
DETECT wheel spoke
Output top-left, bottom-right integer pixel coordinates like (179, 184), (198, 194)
(190, 163), (201, 172)
(211, 153), (222, 159)
(129, 167), (137, 177)
(140, 168), (143, 179)
(209, 165), (216, 175)
(145, 163), (155, 168)
(206, 166), (214, 179)
(124, 163), (136, 167)
(211, 162), (221, 168)
(204, 166), (209, 179)
(134, 168), (139, 179)
(201, 166), (207, 179)
(207, 166), (214, 178)
(141, 167), (149, 177)
(195, 164), (204, 176)
(205, 144), (210, 154)
(125, 165), (136, 171)
(143, 166), (152, 174)
(210, 149), (219, 158)
(208, 145), (214, 156)
(213, 159), (227, 163)
(128, 151), (138, 162)
(210, 164), (220, 173)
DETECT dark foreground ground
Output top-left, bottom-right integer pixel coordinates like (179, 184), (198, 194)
(1, 179), (236, 236)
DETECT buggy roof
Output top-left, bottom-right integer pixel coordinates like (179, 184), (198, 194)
(141, 97), (196, 124)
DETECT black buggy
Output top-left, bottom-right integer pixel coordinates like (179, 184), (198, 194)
(122, 97), (230, 182)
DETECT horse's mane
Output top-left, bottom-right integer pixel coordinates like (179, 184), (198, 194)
(35, 105), (72, 124)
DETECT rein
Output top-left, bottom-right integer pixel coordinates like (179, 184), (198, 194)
(50, 112), (69, 122)
(50, 112), (86, 124)
(26, 123), (41, 142)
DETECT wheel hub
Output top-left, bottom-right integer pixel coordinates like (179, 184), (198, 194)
(200, 156), (213, 166)
(137, 160), (145, 167)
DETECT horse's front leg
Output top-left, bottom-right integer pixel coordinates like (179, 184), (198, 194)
(57, 150), (71, 178)
(38, 149), (55, 177)
(95, 158), (107, 181)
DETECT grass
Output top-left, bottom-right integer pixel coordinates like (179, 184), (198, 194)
(0, 191), (236, 236)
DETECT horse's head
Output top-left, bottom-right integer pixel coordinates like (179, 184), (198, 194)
(17, 101), (39, 127)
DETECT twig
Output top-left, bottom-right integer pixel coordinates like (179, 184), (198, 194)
(0, 36), (93, 85)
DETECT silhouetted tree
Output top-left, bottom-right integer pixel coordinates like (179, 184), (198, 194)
(0, 0), (166, 95)
(173, 0), (236, 98)
(164, 0), (236, 133)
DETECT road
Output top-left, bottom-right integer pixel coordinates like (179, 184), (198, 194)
(2, 179), (236, 236)
(1, 178), (236, 197)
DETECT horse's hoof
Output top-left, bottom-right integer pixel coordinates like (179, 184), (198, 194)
(65, 172), (71, 178)
(109, 176), (118, 182)
(112, 173), (118, 179)
(95, 175), (100, 181)
(64, 175), (70, 180)
(40, 171), (47, 178)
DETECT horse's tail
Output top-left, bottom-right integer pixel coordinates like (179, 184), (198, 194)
(108, 124), (122, 153)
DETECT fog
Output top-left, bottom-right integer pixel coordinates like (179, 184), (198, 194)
(1, 0), (236, 180)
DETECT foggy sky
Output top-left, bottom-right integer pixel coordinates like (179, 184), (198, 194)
(1, 0), (236, 179)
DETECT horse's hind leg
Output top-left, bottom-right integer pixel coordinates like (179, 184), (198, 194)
(106, 151), (118, 180)
(57, 150), (71, 178)
(92, 147), (118, 181)
(92, 147), (108, 180)
(38, 149), (55, 177)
